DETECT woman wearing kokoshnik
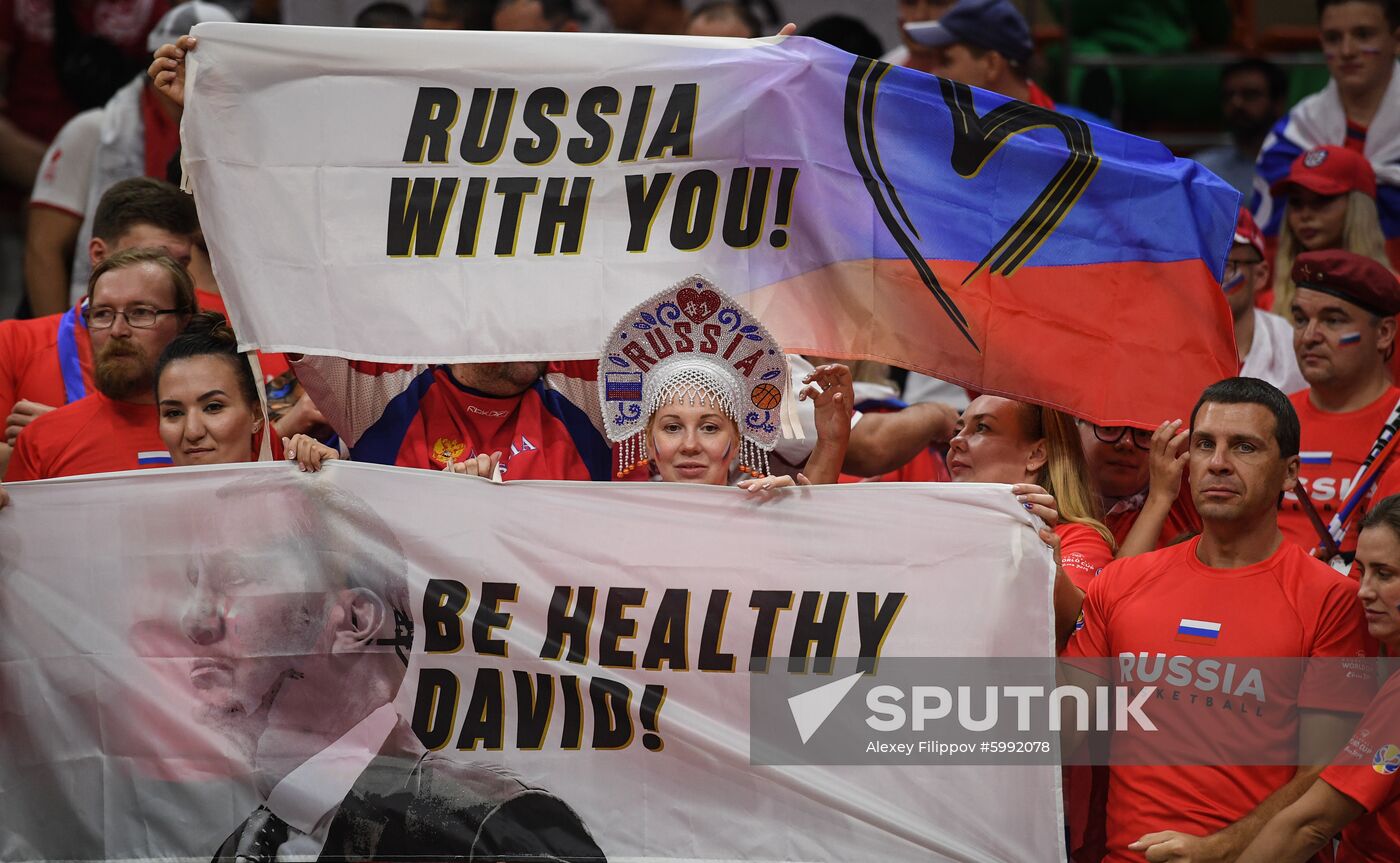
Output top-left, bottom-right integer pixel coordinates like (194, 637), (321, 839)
(597, 275), (853, 491)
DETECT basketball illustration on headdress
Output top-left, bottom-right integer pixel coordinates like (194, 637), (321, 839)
(598, 275), (789, 478)
(751, 383), (782, 410)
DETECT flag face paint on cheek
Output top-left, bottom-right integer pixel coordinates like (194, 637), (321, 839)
(1222, 272), (1245, 294)
(1340, 332), (1363, 346)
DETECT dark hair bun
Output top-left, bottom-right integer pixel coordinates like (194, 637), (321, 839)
(155, 310), (260, 408)
(180, 311), (238, 348)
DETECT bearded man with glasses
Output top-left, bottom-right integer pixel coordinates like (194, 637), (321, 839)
(6, 247), (194, 480)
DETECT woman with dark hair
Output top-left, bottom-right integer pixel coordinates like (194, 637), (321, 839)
(156, 312), (335, 470)
(1240, 493), (1400, 861)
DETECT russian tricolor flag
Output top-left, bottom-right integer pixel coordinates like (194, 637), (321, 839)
(1299, 451), (1332, 465)
(1176, 618), (1222, 645)
(137, 451), (173, 465)
(605, 372), (643, 402)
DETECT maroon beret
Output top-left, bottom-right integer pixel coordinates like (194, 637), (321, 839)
(1292, 250), (1400, 317)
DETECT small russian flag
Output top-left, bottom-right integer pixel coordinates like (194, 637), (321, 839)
(1176, 618), (1222, 645)
(605, 372), (643, 402)
(1299, 451), (1332, 465)
(1340, 332), (1363, 346)
(137, 450), (173, 465)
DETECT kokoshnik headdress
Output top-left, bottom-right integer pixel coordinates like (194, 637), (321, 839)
(598, 276), (789, 478)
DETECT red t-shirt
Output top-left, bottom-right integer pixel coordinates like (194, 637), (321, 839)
(1055, 520), (1113, 861)
(1104, 484), (1201, 552)
(139, 81), (179, 180)
(0, 301), (93, 417)
(292, 357), (611, 480)
(1062, 537), (1374, 862)
(1285, 387), (1400, 555)
(837, 449), (940, 483)
(1322, 670), (1400, 863)
(379, 367), (600, 479)
(5, 392), (167, 480)
(1026, 80), (1056, 110)
(1345, 120), (1368, 154)
(1057, 521), (1114, 592)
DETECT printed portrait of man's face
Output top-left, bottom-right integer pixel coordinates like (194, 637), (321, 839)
(179, 532), (338, 743)
(127, 474), (411, 766)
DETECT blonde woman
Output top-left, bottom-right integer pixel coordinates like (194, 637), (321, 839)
(1270, 146), (1390, 315)
(945, 394), (1116, 606)
(597, 276), (852, 492)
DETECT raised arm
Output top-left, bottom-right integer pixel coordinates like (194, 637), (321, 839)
(1236, 778), (1364, 863)
(148, 35), (196, 114)
(289, 355), (429, 452)
(843, 401), (958, 477)
(795, 362), (853, 484)
(1008, 483), (1087, 647)
(739, 363), (853, 494)
(1116, 419), (1188, 558)
(1131, 709), (1361, 862)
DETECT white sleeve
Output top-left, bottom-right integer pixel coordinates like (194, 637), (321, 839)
(290, 355), (429, 448)
(29, 110), (102, 218)
(541, 361), (605, 435)
(902, 372), (972, 410)
(774, 354), (861, 466)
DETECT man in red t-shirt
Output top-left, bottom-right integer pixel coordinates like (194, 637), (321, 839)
(6, 247), (193, 480)
(1283, 249), (1400, 558)
(0, 1), (170, 144)
(1063, 376), (1374, 863)
(24, 2), (232, 317)
(0, 176), (194, 474)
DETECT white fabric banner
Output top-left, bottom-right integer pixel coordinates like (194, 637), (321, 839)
(178, 24), (1242, 427)
(0, 462), (1060, 862)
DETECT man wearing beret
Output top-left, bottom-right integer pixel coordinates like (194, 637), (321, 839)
(1283, 248), (1400, 557)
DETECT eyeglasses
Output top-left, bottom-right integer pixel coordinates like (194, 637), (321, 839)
(1090, 424), (1153, 450)
(84, 307), (184, 330)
